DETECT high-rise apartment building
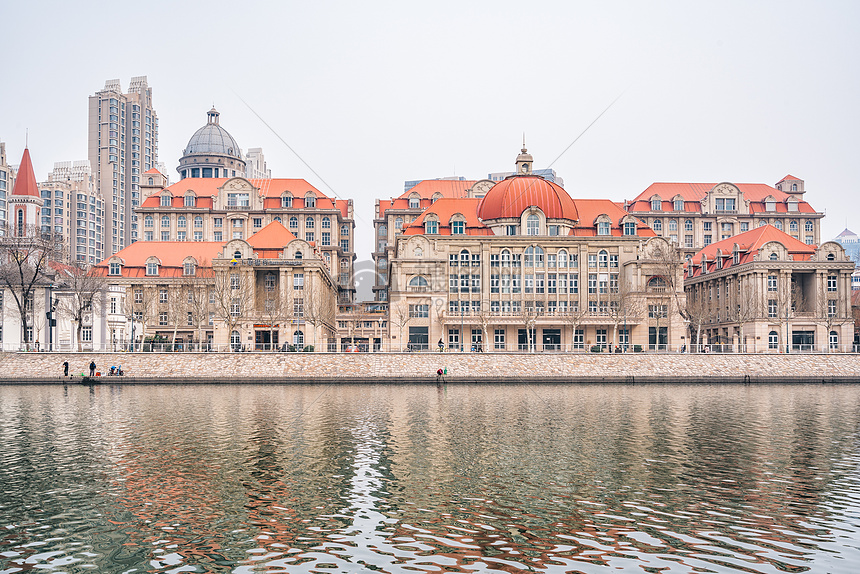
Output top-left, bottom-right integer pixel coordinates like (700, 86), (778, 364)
(88, 76), (158, 254)
(0, 142), (11, 230)
(38, 161), (105, 264)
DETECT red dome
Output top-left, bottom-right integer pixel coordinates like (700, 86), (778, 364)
(477, 176), (578, 221)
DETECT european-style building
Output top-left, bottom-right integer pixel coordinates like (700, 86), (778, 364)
(625, 176), (823, 256)
(94, 221), (338, 351)
(385, 148), (688, 352)
(684, 225), (854, 352)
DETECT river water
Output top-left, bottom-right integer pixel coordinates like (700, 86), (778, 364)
(0, 383), (858, 574)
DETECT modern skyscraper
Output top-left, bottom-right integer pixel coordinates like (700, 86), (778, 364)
(88, 76), (158, 254)
(38, 161), (105, 264)
(0, 141), (11, 230)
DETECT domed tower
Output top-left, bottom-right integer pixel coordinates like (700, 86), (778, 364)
(177, 107), (246, 179)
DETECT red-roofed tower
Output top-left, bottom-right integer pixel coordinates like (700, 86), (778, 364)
(9, 148), (43, 236)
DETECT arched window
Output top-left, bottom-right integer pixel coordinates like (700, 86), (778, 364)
(394, 217), (403, 231)
(805, 220), (814, 232)
(557, 249), (568, 267)
(460, 249), (470, 264)
(293, 330), (304, 347)
(281, 194), (293, 208)
(501, 249), (511, 267)
(685, 219), (693, 231)
(274, 216), (282, 223)
(789, 220), (798, 232)
(305, 216), (315, 229)
(652, 219), (663, 232)
(827, 253), (835, 261)
(431, 192), (443, 204)
(409, 276), (428, 288)
(792, 183), (798, 191)
(526, 214), (540, 236)
(295, 251), (303, 260)
(378, 224), (387, 237)
(289, 216), (298, 229)
(829, 331), (839, 350)
(598, 250), (608, 268)
(759, 220), (767, 227)
(648, 276), (666, 291)
(769, 252), (778, 261)
(148, 177), (154, 185)
(233, 250), (242, 260)
(231, 331), (241, 351)
(768, 331), (779, 350)
(774, 220), (783, 231)
(144, 215), (153, 228)
(524, 246), (544, 267)
(668, 219), (677, 232)
(194, 216), (203, 228)
(321, 217), (331, 229)
(304, 193), (316, 208)
(177, 216), (186, 228)
(161, 215), (170, 228)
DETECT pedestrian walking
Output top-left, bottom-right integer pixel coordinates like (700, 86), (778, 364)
(89, 360), (96, 377)
(63, 361), (69, 377)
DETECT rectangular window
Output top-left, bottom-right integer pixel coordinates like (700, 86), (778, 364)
(648, 305), (668, 318)
(449, 274), (458, 293)
(490, 274), (500, 293)
(159, 312), (168, 326)
(494, 329), (505, 350)
(322, 232), (331, 246)
(293, 273), (304, 290)
(768, 275), (777, 291)
(524, 274), (534, 294)
(213, 218), (223, 228)
(408, 304), (429, 318)
(159, 288), (168, 304)
(703, 221), (712, 231)
(214, 231), (223, 242)
(511, 274), (521, 294)
(535, 274), (544, 294)
(768, 299), (777, 318)
(547, 274), (557, 294)
(588, 273), (597, 294)
(827, 275), (837, 292)
(253, 218), (262, 228)
(827, 299), (837, 317)
(703, 234), (712, 246)
(294, 297), (304, 317)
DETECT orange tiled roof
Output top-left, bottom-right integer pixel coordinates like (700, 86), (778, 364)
(12, 148), (39, 198)
(687, 225), (816, 277)
(400, 179), (476, 199)
(628, 182), (817, 214)
(246, 220), (297, 249)
(403, 198), (492, 236)
(570, 199), (655, 237)
(94, 242), (225, 277)
(477, 176), (578, 221)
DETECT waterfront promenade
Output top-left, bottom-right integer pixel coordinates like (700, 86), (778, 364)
(0, 351), (859, 383)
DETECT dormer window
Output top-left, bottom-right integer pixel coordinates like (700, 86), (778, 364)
(526, 214), (540, 236)
(304, 193), (316, 208)
(623, 221), (636, 235)
(160, 194), (172, 207)
(184, 195), (196, 207)
(674, 199), (684, 211)
(183, 261), (197, 276)
(425, 219), (439, 234)
(281, 194), (293, 208)
(408, 194), (420, 209)
(451, 220), (465, 235)
(146, 261), (159, 276)
(651, 198), (662, 211)
(597, 221), (611, 236)
(787, 201), (798, 212)
(109, 262), (121, 276)
(765, 199), (776, 211)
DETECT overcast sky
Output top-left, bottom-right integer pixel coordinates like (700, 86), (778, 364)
(2, 0), (858, 264)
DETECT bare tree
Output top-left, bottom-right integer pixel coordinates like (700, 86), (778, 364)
(122, 284), (157, 351)
(391, 303), (412, 352)
(212, 268), (254, 351)
(0, 223), (63, 349)
(813, 282), (853, 352)
(178, 273), (213, 351)
(55, 261), (108, 352)
(303, 274), (336, 352)
(684, 285), (711, 351)
(258, 278), (288, 351)
(606, 278), (641, 348)
(519, 303), (538, 352)
(560, 299), (588, 351)
(725, 280), (760, 351)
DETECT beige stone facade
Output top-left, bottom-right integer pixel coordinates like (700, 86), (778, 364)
(685, 227), (855, 352)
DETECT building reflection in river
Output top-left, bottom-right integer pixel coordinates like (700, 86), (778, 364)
(0, 383), (858, 573)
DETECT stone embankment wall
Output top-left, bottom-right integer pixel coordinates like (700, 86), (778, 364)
(0, 352), (859, 383)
